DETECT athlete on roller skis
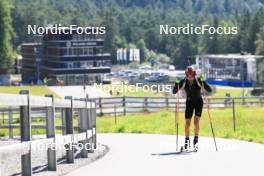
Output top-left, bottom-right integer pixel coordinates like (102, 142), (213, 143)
(173, 67), (212, 152)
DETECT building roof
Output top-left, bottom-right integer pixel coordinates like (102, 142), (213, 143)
(21, 43), (41, 46)
(196, 54), (264, 60)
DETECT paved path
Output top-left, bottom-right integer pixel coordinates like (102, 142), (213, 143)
(67, 134), (264, 176)
(48, 86), (110, 98)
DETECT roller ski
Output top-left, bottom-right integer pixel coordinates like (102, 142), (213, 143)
(180, 145), (198, 153)
(180, 137), (191, 153)
(180, 137), (198, 153)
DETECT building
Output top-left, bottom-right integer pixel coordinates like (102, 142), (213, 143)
(21, 28), (111, 85)
(117, 48), (140, 64)
(195, 54), (264, 82)
(15, 54), (23, 74)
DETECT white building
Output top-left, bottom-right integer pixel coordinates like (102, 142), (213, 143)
(195, 54), (264, 81)
(117, 48), (140, 64)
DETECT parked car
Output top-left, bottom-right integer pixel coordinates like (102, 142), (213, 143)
(145, 72), (169, 82)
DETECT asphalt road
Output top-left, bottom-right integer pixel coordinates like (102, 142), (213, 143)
(49, 86), (110, 98)
(66, 133), (264, 176)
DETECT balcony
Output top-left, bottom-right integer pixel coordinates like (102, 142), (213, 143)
(40, 66), (111, 75)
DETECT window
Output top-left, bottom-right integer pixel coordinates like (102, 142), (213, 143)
(84, 48), (88, 55)
(72, 34), (78, 40)
(73, 48), (78, 56)
(61, 48), (68, 56)
(88, 48), (93, 55)
(84, 34), (90, 40)
(68, 63), (73, 68)
(78, 48), (83, 55)
(69, 48), (73, 56)
(73, 62), (80, 68)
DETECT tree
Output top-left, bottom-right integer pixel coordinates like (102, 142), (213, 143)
(103, 12), (119, 64)
(247, 8), (264, 53)
(136, 39), (148, 63)
(255, 26), (264, 55)
(184, 0), (193, 11)
(239, 9), (251, 52)
(0, 0), (14, 74)
(255, 26), (264, 84)
(8, 0), (264, 69)
(204, 17), (220, 54)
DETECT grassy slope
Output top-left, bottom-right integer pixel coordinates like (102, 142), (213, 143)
(0, 85), (261, 144)
(0, 86), (60, 98)
(1, 107), (263, 144)
(212, 86), (252, 98)
(96, 106), (264, 143)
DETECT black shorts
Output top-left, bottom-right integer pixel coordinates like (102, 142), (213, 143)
(185, 99), (203, 119)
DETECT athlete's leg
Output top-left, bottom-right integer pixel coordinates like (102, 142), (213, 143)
(184, 119), (191, 149)
(184, 101), (193, 149)
(193, 99), (203, 146)
(185, 119), (191, 137)
(194, 116), (200, 136)
(185, 101), (194, 137)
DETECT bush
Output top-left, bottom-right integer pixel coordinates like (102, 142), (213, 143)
(117, 126), (125, 133)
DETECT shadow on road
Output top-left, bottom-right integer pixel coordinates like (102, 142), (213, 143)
(151, 151), (192, 156)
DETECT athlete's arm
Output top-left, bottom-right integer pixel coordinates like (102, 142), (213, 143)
(202, 81), (212, 92)
(198, 76), (212, 92)
(172, 79), (184, 94)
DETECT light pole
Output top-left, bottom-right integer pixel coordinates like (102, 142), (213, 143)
(36, 58), (40, 82)
(241, 55), (246, 105)
(34, 34), (43, 84)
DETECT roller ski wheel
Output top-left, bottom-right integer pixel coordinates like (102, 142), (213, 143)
(193, 143), (198, 152)
(180, 144), (198, 153)
(180, 146), (192, 153)
(180, 142), (191, 152)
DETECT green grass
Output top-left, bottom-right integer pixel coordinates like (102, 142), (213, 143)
(0, 86), (60, 98)
(0, 115), (78, 137)
(211, 86), (252, 98)
(97, 106), (264, 143)
(1, 106), (263, 144)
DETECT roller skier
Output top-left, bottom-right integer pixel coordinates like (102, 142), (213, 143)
(173, 67), (212, 152)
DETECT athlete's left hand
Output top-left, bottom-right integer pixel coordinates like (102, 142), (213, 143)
(199, 75), (206, 81)
(175, 78), (180, 84)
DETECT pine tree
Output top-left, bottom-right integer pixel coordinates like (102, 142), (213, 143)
(136, 39), (148, 63)
(184, 0), (193, 11)
(255, 26), (264, 55)
(239, 9), (251, 52)
(103, 12), (119, 64)
(0, 0), (14, 74)
(248, 8), (264, 53)
(205, 16), (219, 54)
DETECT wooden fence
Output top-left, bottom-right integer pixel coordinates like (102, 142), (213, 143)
(0, 91), (97, 176)
(92, 96), (264, 133)
(92, 96), (264, 116)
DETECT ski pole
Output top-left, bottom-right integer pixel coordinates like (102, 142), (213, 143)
(175, 81), (180, 151)
(202, 83), (218, 151)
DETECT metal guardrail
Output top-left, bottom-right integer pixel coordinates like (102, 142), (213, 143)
(0, 92), (97, 176)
